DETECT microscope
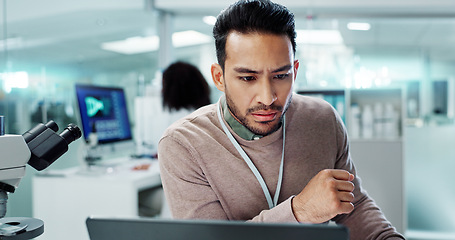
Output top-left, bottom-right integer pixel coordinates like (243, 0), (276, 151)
(0, 115), (81, 239)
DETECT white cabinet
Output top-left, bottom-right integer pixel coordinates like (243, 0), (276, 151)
(347, 88), (404, 140)
(298, 88), (406, 234)
(349, 139), (405, 234)
(298, 88), (405, 139)
(32, 159), (162, 240)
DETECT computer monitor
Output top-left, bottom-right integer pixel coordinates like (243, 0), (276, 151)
(86, 217), (349, 240)
(75, 84), (133, 160)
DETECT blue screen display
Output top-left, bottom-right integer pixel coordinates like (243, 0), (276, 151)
(75, 84), (132, 144)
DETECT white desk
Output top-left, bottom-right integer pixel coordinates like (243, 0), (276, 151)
(32, 159), (161, 240)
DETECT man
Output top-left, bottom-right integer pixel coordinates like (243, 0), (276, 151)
(158, 0), (405, 239)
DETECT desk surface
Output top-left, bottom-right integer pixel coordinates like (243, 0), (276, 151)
(33, 158), (162, 240)
(36, 158), (161, 189)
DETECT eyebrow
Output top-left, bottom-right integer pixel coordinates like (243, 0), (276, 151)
(272, 64), (292, 73)
(233, 64), (293, 74)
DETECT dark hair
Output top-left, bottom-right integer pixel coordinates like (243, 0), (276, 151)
(213, 0), (296, 69)
(162, 61), (211, 111)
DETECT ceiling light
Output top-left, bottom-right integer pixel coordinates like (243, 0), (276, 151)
(296, 30), (343, 45)
(347, 22), (371, 31)
(101, 36), (159, 55)
(0, 71), (29, 93)
(172, 30), (212, 48)
(203, 16), (217, 26)
(0, 37), (23, 50)
(101, 30), (212, 55)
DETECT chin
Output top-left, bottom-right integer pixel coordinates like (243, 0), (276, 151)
(249, 121), (281, 136)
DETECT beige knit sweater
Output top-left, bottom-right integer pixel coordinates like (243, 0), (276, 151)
(158, 94), (405, 240)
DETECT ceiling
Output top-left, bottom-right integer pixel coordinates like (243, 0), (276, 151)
(1, 0), (455, 74)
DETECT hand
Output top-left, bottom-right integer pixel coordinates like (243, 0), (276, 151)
(291, 169), (355, 223)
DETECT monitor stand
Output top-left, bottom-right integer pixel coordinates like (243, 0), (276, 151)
(78, 141), (136, 176)
(76, 164), (117, 176)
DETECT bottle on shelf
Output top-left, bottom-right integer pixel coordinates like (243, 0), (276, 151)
(350, 103), (361, 139)
(362, 104), (374, 139)
(373, 102), (384, 138)
(384, 103), (399, 138)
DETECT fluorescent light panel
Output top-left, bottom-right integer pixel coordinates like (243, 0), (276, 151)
(0, 71), (29, 93)
(101, 36), (159, 55)
(101, 30), (212, 55)
(203, 16), (217, 26)
(347, 22), (371, 31)
(173, 31), (212, 48)
(0, 37), (23, 50)
(296, 30), (343, 45)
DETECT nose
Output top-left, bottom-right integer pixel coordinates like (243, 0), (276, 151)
(256, 78), (277, 106)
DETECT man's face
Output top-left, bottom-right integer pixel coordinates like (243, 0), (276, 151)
(211, 31), (299, 136)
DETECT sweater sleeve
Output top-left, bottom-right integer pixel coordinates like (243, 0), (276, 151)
(159, 135), (230, 219)
(331, 108), (405, 240)
(249, 197), (298, 223)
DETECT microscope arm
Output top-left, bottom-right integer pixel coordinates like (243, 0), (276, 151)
(0, 117), (81, 239)
(0, 135), (31, 191)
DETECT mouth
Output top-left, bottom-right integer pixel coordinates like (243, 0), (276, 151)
(251, 111), (278, 122)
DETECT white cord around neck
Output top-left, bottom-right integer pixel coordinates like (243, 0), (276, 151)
(216, 100), (286, 209)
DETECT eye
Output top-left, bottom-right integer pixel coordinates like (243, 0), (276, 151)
(274, 74), (289, 80)
(239, 76), (256, 82)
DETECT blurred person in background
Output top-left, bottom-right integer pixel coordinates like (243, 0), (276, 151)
(145, 61), (212, 153)
(162, 61), (211, 113)
(139, 61), (211, 218)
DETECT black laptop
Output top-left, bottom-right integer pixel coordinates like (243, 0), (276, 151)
(86, 216), (349, 240)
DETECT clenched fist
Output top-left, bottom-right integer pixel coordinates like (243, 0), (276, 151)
(291, 169), (355, 223)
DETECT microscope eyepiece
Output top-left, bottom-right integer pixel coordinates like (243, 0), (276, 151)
(24, 121), (82, 171)
(45, 120), (59, 132)
(59, 124), (82, 145)
(22, 120), (58, 143)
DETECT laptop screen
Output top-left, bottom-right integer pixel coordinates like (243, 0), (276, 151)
(86, 217), (349, 240)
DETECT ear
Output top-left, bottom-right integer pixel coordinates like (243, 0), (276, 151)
(293, 60), (300, 82)
(211, 63), (225, 92)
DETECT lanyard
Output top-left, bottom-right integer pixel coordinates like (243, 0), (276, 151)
(216, 100), (286, 209)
